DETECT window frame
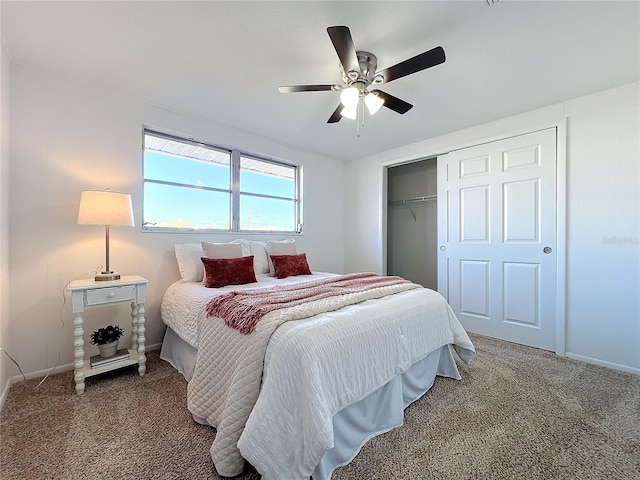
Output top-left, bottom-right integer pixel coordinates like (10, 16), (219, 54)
(142, 129), (302, 234)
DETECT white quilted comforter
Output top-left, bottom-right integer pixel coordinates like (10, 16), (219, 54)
(177, 274), (475, 479)
(161, 272), (337, 348)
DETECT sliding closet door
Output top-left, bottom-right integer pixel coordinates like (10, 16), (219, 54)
(438, 129), (557, 351)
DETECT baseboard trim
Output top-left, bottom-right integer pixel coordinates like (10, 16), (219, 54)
(0, 376), (10, 411)
(6, 342), (164, 387)
(12, 362), (73, 382)
(566, 352), (640, 375)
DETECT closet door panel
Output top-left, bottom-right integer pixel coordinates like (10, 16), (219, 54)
(438, 128), (557, 351)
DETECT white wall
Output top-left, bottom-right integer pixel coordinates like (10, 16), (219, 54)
(345, 82), (640, 374)
(8, 64), (344, 376)
(1, 42), (11, 401)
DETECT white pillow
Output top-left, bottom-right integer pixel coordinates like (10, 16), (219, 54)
(247, 241), (270, 275)
(174, 243), (205, 282)
(265, 239), (297, 276)
(201, 240), (250, 259)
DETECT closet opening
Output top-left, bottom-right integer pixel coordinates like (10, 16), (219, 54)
(386, 157), (438, 290)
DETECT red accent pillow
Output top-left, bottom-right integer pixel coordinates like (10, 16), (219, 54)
(270, 253), (312, 279)
(201, 255), (257, 288)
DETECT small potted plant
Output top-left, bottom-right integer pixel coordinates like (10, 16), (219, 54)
(90, 325), (125, 358)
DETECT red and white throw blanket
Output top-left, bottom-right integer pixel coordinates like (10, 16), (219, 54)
(187, 273), (421, 477)
(207, 272), (412, 334)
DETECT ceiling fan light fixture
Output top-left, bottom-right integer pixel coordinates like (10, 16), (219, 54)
(340, 86), (360, 108)
(280, 26), (445, 127)
(340, 104), (357, 119)
(365, 92), (384, 115)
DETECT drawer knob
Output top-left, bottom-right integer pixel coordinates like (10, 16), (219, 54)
(108, 292), (116, 298)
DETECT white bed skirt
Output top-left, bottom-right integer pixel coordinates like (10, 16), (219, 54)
(160, 327), (461, 479)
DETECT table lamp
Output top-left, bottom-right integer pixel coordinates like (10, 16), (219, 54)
(77, 189), (135, 281)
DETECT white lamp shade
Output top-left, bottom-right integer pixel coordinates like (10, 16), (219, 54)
(340, 86), (360, 108)
(340, 105), (357, 119)
(77, 190), (135, 227)
(365, 92), (384, 115)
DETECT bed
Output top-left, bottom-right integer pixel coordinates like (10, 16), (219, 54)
(159, 240), (475, 480)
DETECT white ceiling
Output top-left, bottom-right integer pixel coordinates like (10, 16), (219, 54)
(2, 1), (639, 162)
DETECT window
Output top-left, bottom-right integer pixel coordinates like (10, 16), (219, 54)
(143, 131), (301, 233)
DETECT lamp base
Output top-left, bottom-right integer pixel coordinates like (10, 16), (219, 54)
(95, 272), (121, 282)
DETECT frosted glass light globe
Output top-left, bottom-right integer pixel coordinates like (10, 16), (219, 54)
(340, 87), (360, 108)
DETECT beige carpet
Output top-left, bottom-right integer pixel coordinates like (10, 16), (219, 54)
(1, 334), (639, 479)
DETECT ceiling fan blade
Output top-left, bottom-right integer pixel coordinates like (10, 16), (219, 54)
(327, 26), (361, 76)
(377, 46), (445, 84)
(278, 85), (337, 93)
(371, 90), (413, 114)
(327, 104), (343, 123)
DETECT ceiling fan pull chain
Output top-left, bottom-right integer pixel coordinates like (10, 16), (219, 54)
(356, 97), (365, 138)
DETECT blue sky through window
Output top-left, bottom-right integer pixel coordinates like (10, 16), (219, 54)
(143, 148), (297, 231)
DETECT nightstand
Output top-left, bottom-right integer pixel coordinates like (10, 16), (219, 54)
(68, 275), (148, 394)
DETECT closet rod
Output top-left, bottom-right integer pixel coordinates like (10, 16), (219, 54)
(388, 194), (437, 206)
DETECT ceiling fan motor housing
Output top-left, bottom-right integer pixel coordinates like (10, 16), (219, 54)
(341, 51), (382, 90)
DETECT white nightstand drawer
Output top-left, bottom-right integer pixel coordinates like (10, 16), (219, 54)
(86, 286), (135, 306)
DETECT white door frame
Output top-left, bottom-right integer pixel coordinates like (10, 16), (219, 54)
(381, 118), (567, 356)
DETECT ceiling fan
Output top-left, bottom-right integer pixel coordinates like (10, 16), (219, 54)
(278, 26), (446, 124)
